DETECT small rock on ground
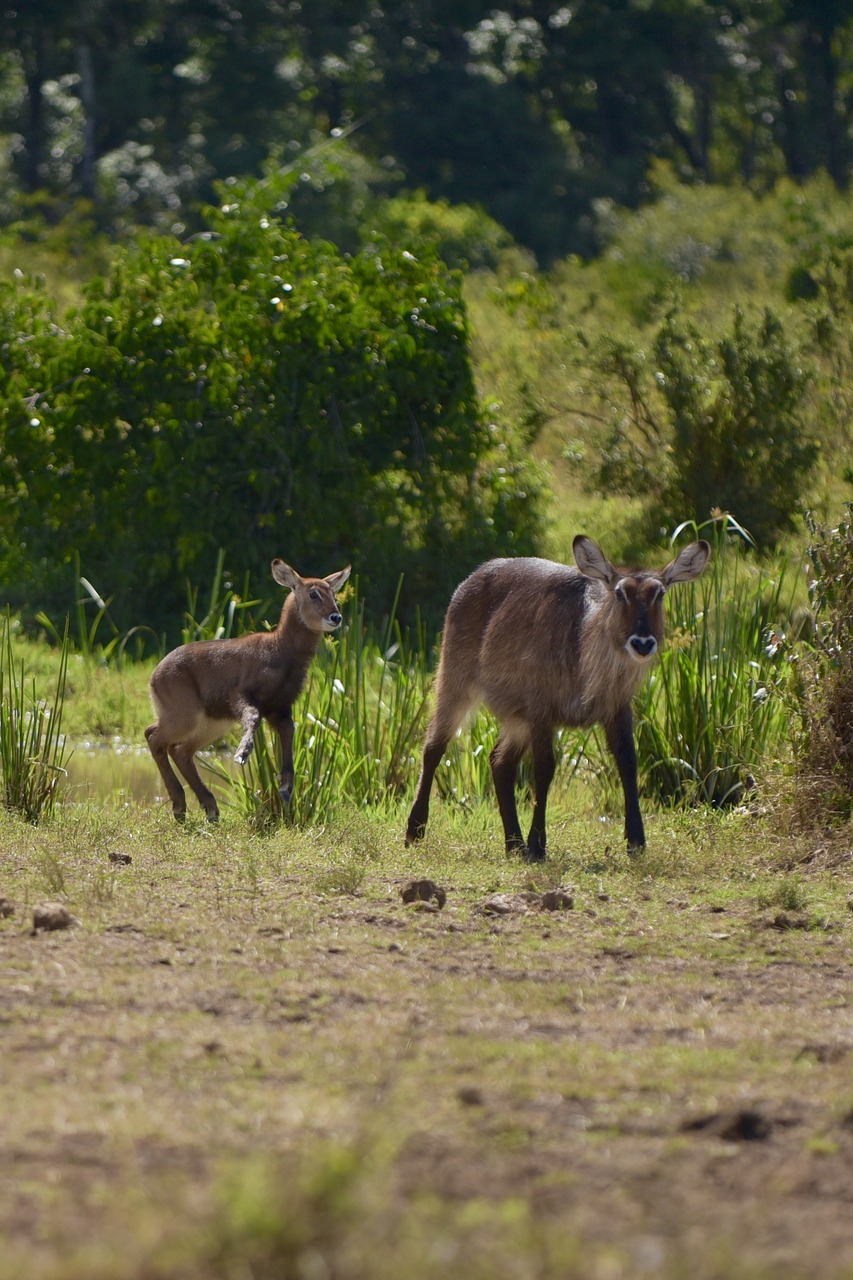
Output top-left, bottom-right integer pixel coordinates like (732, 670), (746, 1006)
(540, 889), (574, 911)
(32, 903), (75, 932)
(400, 879), (447, 909)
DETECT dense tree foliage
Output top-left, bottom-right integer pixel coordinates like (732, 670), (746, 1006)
(3, 1), (853, 262)
(0, 186), (543, 637)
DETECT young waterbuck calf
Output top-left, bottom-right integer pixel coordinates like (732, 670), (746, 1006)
(146, 560), (351, 820)
(405, 536), (710, 860)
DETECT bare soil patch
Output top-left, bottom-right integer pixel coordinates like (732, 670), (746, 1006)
(1, 813), (852, 1279)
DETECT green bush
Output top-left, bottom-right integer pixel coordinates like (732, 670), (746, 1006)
(368, 191), (521, 272)
(792, 506), (853, 824)
(593, 303), (818, 548)
(0, 180), (544, 638)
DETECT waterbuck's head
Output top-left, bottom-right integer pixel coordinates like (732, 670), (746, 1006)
(271, 560), (352, 633)
(573, 536), (711, 664)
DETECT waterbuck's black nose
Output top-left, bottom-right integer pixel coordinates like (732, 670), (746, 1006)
(330, 612), (342, 627)
(629, 635), (657, 657)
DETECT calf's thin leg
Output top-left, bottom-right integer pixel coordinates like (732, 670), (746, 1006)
(268, 709), (296, 803)
(169, 741), (220, 820)
(234, 702), (261, 765)
(145, 723), (187, 819)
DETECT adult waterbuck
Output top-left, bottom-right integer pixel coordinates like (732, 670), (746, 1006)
(146, 560), (351, 820)
(405, 536), (710, 860)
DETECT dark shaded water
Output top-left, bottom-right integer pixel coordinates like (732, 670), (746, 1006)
(62, 741), (236, 806)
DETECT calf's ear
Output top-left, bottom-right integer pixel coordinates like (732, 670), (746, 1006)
(271, 560), (301, 591)
(325, 565), (352, 594)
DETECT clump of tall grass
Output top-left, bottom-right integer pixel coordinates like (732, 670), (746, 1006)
(181, 547), (260, 644)
(790, 506), (853, 825)
(37, 555), (161, 663)
(631, 519), (798, 807)
(0, 613), (72, 821)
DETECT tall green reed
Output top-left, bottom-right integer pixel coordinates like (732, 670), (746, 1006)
(37, 553), (160, 661)
(181, 547), (260, 644)
(631, 521), (798, 807)
(0, 613), (72, 821)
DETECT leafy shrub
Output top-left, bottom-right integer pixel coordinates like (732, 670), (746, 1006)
(791, 507), (853, 824)
(0, 180), (544, 638)
(369, 191), (521, 272)
(593, 303), (818, 548)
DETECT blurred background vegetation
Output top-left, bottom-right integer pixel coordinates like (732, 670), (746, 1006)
(1, 0), (853, 637)
(1, 1), (853, 824)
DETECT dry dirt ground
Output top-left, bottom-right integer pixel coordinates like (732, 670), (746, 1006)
(1, 813), (853, 1280)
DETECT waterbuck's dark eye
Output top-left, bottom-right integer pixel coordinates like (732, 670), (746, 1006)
(614, 584), (627, 604)
(309, 588), (321, 602)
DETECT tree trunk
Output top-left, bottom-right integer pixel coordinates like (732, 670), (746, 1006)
(22, 31), (46, 192)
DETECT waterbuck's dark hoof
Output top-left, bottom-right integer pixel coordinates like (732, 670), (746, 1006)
(627, 840), (645, 857)
(404, 821), (425, 847)
(523, 847), (546, 864)
(505, 835), (535, 861)
(279, 785), (292, 805)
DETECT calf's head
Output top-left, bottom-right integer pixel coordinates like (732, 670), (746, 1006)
(272, 560), (352, 633)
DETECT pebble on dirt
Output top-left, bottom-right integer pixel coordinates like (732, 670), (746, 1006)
(681, 1108), (772, 1142)
(32, 903), (75, 932)
(400, 879), (447, 909)
(540, 889), (574, 911)
(483, 890), (574, 915)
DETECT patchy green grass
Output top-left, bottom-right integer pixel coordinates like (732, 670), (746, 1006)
(1, 802), (852, 1280)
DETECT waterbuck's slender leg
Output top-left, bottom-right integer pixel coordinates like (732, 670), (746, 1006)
(526, 729), (556, 863)
(490, 733), (527, 856)
(145, 724), (187, 819)
(604, 705), (645, 851)
(268, 708), (295, 803)
(169, 742), (220, 821)
(406, 735), (450, 845)
(406, 650), (482, 845)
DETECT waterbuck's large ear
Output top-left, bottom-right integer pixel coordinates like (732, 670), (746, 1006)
(572, 535), (619, 586)
(661, 540), (711, 586)
(325, 565), (352, 594)
(271, 559), (301, 591)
